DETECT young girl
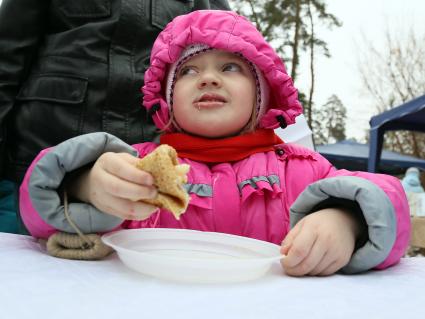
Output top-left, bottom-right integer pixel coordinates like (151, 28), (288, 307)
(19, 10), (410, 277)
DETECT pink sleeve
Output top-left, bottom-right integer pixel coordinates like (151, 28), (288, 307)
(329, 169), (411, 269)
(19, 148), (58, 238)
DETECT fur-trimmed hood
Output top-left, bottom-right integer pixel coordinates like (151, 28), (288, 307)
(142, 10), (303, 130)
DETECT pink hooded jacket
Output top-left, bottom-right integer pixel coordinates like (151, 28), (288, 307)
(20, 10), (410, 273)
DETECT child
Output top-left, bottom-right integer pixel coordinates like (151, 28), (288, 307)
(19, 10), (410, 277)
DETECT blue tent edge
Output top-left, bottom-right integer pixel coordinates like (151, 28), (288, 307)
(317, 140), (425, 174)
(368, 94), (425, 172)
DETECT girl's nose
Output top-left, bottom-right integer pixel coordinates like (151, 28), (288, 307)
(198, 71), (221, 89)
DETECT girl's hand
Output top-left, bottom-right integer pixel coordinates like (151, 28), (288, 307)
(69, 152), (159, 220)
(280, 208), (361, 277)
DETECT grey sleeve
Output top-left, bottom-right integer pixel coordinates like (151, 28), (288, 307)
(28, 132), (138, 234)
(289, 176), (396, 273)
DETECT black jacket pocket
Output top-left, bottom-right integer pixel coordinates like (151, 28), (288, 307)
(16, 74), (88, 105)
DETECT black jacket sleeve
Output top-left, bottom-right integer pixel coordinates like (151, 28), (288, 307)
(194, 0), (231, 10)
(0, 0), (49, 177)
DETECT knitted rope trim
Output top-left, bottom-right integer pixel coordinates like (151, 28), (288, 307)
(45, 191), (114, 260)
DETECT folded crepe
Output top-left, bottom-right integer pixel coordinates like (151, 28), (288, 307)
(136, 144), (190, 220)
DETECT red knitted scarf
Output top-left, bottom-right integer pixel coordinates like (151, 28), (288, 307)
(160, 129), (283, 162)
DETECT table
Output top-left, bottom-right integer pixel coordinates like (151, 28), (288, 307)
(1, 232), (424, 319)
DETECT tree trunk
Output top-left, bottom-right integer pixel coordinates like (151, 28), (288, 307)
(290, 0), (302, 82)
(307, 0), (315, 128)
(411, 132), (420, 157)
(246, 0), (261, 32)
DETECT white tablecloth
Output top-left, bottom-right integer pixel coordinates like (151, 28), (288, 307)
(1, 232), (424, 319)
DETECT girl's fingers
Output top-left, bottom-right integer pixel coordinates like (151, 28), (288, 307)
(284, 235), (326, 277)
(317, 260), (341, 277)
(99, 152), (155, 186)
(317, 248), (352, 276)
(93, 155), (157, 200)
(99, 170), (157, 201)
(308, 244), (351, 276)
(308, 257), (331, 276)
(280, 220), (303, 254)
(99, 195), (159, 221)
(306, 250), (334, 276)
(281, 224), (317, 270)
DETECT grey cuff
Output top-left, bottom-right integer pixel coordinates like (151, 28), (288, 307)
(28, 132), (138, 233)
(290, 176), (396, 273)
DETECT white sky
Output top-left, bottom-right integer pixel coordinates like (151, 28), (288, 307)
(296, 0), (425, 141)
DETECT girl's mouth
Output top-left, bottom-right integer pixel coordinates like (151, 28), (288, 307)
(194, 93), (227, 109)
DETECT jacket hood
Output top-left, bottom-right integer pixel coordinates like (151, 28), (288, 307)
(142, 10), (303, 131)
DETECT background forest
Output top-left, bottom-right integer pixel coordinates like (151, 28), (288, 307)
(228, 0), (425, 159)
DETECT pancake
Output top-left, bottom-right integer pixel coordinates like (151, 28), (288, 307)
(136, 144), (190, 219)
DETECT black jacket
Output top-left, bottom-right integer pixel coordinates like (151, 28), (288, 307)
(0, 0), (230, 183)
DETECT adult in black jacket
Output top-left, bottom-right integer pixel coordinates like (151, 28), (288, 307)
(0, 0), (230, 233)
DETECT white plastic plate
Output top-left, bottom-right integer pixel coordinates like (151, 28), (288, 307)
(102, 228), (283, 283)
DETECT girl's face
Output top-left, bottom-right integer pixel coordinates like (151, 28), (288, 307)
(172, 50), (256, 138)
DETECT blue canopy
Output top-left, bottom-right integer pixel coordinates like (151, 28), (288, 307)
(317, 140), (425, 174)
(367, 94), (425, 172)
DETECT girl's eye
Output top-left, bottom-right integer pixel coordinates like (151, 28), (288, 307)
(178, 66), (197, 77)
(222, 63), (242, 72)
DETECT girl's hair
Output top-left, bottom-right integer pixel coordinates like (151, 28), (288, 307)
(161, 110), (179, 133)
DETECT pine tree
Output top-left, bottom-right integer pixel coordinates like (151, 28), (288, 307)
(229, 0), (341, 127)
(312, 94), (347, 145)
